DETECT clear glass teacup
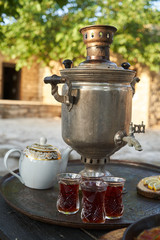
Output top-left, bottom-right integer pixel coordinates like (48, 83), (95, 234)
(103, 176), (126, 219)
(80, 178), (107, 224)
(57, 173), (81, 215)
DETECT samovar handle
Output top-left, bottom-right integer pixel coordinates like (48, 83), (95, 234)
(121, 62), (140, 95)
(130, 77), (140, 95)
(44, 59), (74, 110)
(44, 74), (69, 104)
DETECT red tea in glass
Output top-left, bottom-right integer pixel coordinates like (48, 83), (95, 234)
(57, 173), (81, 214)
(103, 177), (125, 219)
(81, 180), (106, 223)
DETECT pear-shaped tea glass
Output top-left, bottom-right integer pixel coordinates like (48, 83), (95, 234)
(57, 173), (81, 215)
(103, 177), (126, 219)
(81, 178), (107, 224)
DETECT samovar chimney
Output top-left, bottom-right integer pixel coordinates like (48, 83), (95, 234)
(80, 25), (117, 63)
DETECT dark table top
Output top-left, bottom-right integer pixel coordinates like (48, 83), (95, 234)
(1, 160), (160, 240)
(0, 190), (110, 240)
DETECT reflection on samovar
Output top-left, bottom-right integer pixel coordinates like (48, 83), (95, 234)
(44, 25), (145, 175)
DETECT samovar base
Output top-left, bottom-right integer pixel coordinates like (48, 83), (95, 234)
(80, 156), (112, 176)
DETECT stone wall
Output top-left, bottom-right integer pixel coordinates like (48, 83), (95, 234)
(40, 60), (62, 106)
(111, 53), (150, 127)
(0, 54), (61, 119)
(20, 63), (41, 101)
(0, 52), (160, 127)
(149, 71), (160, 127)
(0, 54), (41, 101)
(131, 64), (150, 128)
(0, 100), (61, 118)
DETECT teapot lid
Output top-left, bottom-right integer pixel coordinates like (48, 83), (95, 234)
(24, 137), (61, 161)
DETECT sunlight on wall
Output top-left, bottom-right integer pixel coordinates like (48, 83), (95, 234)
(132, 71), (150, 128)
(40, 61), (62, 105)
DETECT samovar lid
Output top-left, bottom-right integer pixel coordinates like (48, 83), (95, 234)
(60, 25), (135, 81)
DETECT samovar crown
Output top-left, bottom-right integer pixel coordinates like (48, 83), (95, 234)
(79, 25), (117, 64)
(79, 25), (117, 46)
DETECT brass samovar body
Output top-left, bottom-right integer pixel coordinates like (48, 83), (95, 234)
(44, 25), (144, 175)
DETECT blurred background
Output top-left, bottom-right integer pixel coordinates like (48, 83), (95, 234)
(0, 0), (160, 175)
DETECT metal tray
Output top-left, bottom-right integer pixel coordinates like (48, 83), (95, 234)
(0, 160), (160, 229)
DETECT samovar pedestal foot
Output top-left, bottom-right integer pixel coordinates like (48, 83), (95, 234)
(80, 157), (112, 176)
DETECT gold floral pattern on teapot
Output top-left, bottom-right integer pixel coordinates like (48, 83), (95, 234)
(24, 137), (61, 161)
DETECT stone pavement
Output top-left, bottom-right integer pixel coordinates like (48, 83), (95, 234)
(0, 117), (160, 176)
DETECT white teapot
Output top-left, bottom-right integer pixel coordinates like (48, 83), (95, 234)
(4, 137), (72, 189)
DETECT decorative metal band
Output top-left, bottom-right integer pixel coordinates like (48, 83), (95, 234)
(86, 56), (107, 60)
(81, 157), (110, 165)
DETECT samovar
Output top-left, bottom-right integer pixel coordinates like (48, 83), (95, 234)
(44, 25), (145, 175)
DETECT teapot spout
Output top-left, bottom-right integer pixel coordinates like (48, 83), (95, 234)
(60, 146), (73, 173)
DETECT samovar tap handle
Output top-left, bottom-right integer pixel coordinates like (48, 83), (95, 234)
(114, 121), (145, 151)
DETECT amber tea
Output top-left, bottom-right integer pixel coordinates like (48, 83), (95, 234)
(103, 177), (125, 219)
(81, 180), (106, 223)
(57, 173), (81, 214)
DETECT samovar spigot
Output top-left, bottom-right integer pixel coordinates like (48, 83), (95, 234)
(122, 122), (143, 151)
(123, 135), (142, 151)
(114, 122), (145, 151)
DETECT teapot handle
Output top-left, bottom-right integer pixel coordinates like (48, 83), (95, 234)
(4, 149), (24, 184)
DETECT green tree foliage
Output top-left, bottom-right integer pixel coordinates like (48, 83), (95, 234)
(0, 0), (159, 71)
